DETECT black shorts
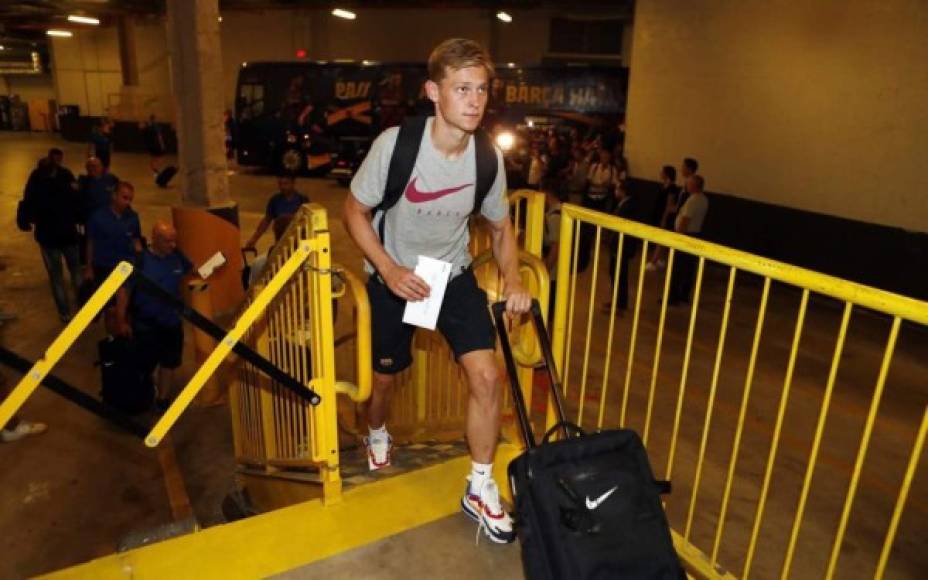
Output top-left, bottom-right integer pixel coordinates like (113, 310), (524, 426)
(367, 269), (496, 374)
(134, 323), (184, 370)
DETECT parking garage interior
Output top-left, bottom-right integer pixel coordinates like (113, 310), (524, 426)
(0, 1), (925, 579)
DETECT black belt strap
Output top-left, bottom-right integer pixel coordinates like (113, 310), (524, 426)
(131, 271), (321, 406)
(0, 346), (149, 439)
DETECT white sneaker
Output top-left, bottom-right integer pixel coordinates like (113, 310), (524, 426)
(461, 476), (516, 544)
(1, 421), (48, 443)
(364, 432), (393, 471)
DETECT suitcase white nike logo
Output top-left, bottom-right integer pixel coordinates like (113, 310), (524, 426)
(585, 486), (618, 510)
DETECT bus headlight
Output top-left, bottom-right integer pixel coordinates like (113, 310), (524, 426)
(495, 131), (515, 151)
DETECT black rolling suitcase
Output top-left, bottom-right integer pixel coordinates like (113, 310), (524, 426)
(155, 165), (178, 188)
(493, 300), (685, 580)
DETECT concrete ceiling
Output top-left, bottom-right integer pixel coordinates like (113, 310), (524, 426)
(0, 0), (633, 62)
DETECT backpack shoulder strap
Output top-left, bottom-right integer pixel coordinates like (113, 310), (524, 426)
(377, 116), (427, 241)
(380, 116), (427, 214)
(472, 127), (499, 216)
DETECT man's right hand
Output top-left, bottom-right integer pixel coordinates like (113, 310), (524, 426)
(381, 264), (430, 302)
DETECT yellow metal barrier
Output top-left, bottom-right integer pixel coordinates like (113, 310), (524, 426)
(230, 203), (368, 506)
(0, 262), (133, 428)
(545, 203), (928, 579)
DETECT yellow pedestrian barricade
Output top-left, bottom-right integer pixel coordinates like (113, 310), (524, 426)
(543, 203), (927, 579)
(11, 186), (927, 579)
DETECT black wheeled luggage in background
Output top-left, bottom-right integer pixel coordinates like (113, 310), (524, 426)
(155, 166), (178, 188)
(493, 301), (684, 580)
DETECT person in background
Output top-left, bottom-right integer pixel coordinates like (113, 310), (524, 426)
(78, 157), (120, 225)
(648, 157), (698, 272)
(544, 135), (569, 198)
(669, 174), (709, 305)
(603, 181), (641, 315)
(19, 149), (82, 322)
(243, 175), (309, 250)
(645, 165), (681, 271)
(89, 119), (114, 170)
(246, 215), (294, 288)
(85, 181), (143, 335)
(126, 222), (192, 410)
(223, 109), (237, 162)
(584, 147), (621, 213)
(526, 144), (545, 190)
(565, 146), (590, 204)
(143, 114), (166, 178)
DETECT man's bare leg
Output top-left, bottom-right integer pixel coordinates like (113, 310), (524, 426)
(364, 370), (396, 470)
(459, 349), (501, 464)
(367, 371), (395, 429)
(458, 348), (514, 543)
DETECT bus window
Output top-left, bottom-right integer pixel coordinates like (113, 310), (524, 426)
(239, 83), (265, 119)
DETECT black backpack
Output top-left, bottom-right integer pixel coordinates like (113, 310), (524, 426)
(374, 116), (498, 242)
(98, 336), (154, 415)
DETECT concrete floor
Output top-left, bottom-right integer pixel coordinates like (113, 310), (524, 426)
(0, 131), (925, 579)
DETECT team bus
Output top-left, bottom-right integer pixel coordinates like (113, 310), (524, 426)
(234, 60), (627, 183)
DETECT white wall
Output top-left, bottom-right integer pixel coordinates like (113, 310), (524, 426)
(51, 28), (121, 116)
(50, 18), (172, 120)
(1, 75), (56, 101)
(624, 0), (928, 232)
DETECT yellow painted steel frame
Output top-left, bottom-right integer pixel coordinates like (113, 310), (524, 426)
(145, 238), (321, 448)
(333, 267), (372, 402)
(230, 204), (345, 500)
(0, 262), (133, 428)
(548, 203), (928, 580)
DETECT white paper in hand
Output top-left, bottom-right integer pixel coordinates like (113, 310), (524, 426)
(402, 256), (452, 330)
(198, 251), (226, 279)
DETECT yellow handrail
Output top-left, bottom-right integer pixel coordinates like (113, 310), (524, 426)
(333, 267), (372, 403)
(547, 202), (927, 580)
(0, 262), (132, 428)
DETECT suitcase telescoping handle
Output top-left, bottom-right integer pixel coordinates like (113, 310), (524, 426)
(492, 299), (572, 449)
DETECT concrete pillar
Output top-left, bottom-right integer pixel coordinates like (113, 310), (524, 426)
(117, 16), (139, 87)
(166, 0), (230, 207)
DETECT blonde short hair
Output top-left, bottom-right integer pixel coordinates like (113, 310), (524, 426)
(427, 38), (495, 83)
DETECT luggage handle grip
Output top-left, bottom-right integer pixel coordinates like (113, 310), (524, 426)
(542, 421), (586, 444)
(492, 299), (571, 448)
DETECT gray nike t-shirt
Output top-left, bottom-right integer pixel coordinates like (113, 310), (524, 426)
(351, 117), (508, 277)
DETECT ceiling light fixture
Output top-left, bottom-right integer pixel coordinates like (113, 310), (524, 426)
(0, 46), (5, 51)
(47, 30), (74, 38)
(67, 15), (100, 25)
(496, 11), (513, 23)
(332, 8), (356, 20)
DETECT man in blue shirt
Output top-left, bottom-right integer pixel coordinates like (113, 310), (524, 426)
(78, 157), (120, 224)
(85, 181), (142, 279)
(126, 221), (192, 408)
(88, 119), (113, 169)
(243, 175), (308, 250)
(85, 181), (142, 335)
